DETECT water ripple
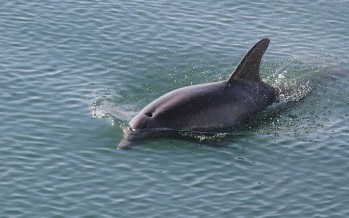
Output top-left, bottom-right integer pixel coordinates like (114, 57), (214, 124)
(1, 0), (349, 217)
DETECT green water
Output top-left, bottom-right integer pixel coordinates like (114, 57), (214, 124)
(1, 1), (349, 217)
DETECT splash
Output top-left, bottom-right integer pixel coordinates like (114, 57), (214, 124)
(91, 99), (112, 118)
(180, 131), (229, 142)
(91, 98), (132, 126)
(270, 72), (312, 102)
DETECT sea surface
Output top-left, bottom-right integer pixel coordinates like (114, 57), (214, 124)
(1, 1), (349, 217)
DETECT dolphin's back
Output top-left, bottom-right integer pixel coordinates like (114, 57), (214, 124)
(130, 78), (276, 131)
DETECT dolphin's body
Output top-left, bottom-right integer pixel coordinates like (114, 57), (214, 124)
(118, 38), (277, 149)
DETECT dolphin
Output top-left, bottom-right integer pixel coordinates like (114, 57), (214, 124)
(118, 38), (277, 149)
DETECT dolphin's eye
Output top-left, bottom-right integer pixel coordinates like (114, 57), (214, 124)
(145, 112), (153, 117)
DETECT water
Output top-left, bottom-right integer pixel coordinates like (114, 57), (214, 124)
(1, 0), (349, 217)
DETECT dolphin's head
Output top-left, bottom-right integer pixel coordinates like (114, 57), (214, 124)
(117, 111), (166, 149)
(128, 102), (177, 130)
(117, 106), (182, 149)
(129, 111), (154, 129)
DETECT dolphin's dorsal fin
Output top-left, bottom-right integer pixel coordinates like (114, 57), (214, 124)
(227, 38), (270, 84)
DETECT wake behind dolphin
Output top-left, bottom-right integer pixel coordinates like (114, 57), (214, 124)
(118, 38), (277, 149)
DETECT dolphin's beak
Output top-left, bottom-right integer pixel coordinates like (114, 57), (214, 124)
(117, 137), (136, 150)
(117, 127), (141, 150)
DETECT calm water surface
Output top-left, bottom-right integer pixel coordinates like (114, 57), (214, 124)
(1, 1), (349, 217)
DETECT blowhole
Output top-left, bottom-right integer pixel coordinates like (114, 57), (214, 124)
(145, 112), (153, 117)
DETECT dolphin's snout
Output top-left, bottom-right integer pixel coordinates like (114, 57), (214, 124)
(117, 127), (147, 150)
(117, 138), (136, 150)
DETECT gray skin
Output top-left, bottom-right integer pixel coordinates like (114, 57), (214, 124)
(118, 38), (277, 149)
